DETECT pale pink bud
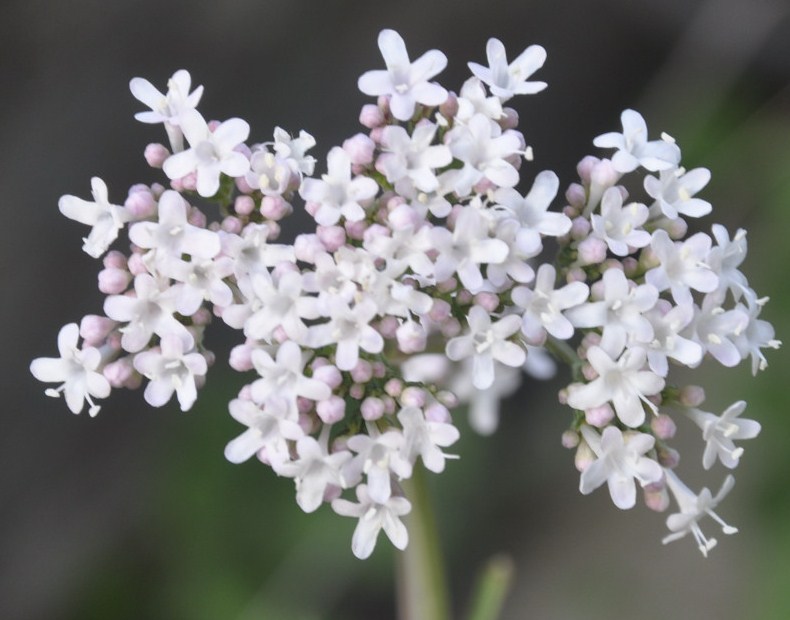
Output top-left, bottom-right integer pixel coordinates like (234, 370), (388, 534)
(234, 195), (255, 216)
(667, 217), (688, 239)
(293, 233), (326, 263)
(440, 318), (461, 338)
(369, 127), (385, 144)
(298, 412), (317, 434)
(651, 414), (677, 440)
(343, 133), (376, 165)
(221, 216), (243, 234)
(313, 364), (343, 390)
(576, 156), (601, 184)
(436, 390), (458, 408)
(383, 396), (397, 414)
(181, 172), (198, 192)
(235, 175), (253, 194)
(574, 441), (595, 472)
(437, 278), (458, 293)
(372, 362), (386, 378)
(377, 316), (399, 339)
(103, 250), (127, 270)
(387, 204), (421, 230)
(622, 257), (639, 277)
(125, 186), (158, 219)
(349, 383), (365, 399)
(657, 446), (680, 469)
(582, 363), (598, 381)
(439, 92), (458, 119)
(400, 386), (426, 408)
(79, 315), (115, 346)
(98, 267), (131, 294)
(561, 429), (580, 449)
(566, 267), (587, 283)
(359, 104), (385, 128)
(127, 252), (147, 275)
(384, 378), (403, 397)
(297, 396), (313, 414)
(590, 159), (618, 188)
(317, 395), (346, 424)
(584, 403), (614, 427)
(577, 236), (608, 265)
(260, 195), (291, 220)
(456, 289), (473, 305)
(361, 397), (385, 421)
(428, 299), (451, 322)
(316, 225), (346, 251)
(425, 403), (450, 423)
(565, 182), (586, 208)
(144, 143), (170, 168)
(396, 321), (427, 354)
(103, 357), (136, 388)
(679, 385), (706, 407)
(644, 486), (670, 512)
(344, 219), (367, 240)
(187, 206), (207, 228)
(570, 216), (591, 240)
(229, 343), (254, 372)
(350, 360), (373, 383)
(499, 107), (519, 130)
(362, 223), (390, 247)
(473, 292), (499, 313)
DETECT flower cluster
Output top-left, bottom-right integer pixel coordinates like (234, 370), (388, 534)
(31, 30), (778, 559)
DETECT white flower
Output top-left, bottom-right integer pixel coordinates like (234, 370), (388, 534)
(245, 148), (292, 196)
(686, 401), (761, 470)
(708, 224), (749, 299)
(397, 407), (460, 473)
(733, 299), (781, 375)
(274, 433), (352, 513)
(662, 470), (737, 557)
(567, 344), (664, 428)
(644, 300), (703, 376)
(467, 38), (547, 100)
(578, 425), (663, 509)
(344, 430), (412, 504)
(132, 334), (207, 411)
(512, 264), (589, 342)
(103, 273), (193, 353)
(357, 29), (448, 121)
(378, 123), (452, 195)
(130, 190), (220, 263)
(129, 69), (203, 151)
(332, 484), (411, 559)
(644, 167), (712, 219)
(455, 77), (504, 122)
(223, 396), (303, 466)
(272, 127), (316, 177)
(242, 271), (320, 344)
(159, 254), (234, 316)
(430, 206), (509, 292)
(445, 114), (522, 195)
(593, 109), (681, 173)
(590, 187), (651, 256)
(646, 229), (719, 305)
(300, 147), (378, 226)
(307, 297), (384, 371)
(58, 177), (131, 258)
(162, 110), (250, 197)
(445, 305), (525, 390)
(689, 293), (749, 368)
(249, 341), (331, 413)
(30, 323), (111, 416)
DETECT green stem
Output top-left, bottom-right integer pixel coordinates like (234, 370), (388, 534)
(465, 555), (515, 620)
(397, 465), (451, 620)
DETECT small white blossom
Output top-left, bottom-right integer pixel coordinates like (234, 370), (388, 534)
(133, 334), (207, 411)
(445, 305), (525, 390)
(686, 401), (761, 470)
(397, 406), (460, 473)
(30, 323), (111, 416)
(579, 425), (663, 510)
(332, 484), (411, 559)
(162, 110), (250, 197)
(357, 29), (448, 121)
(58, 177), (131, 258)
(644, 167), (712, 219)
(590, 187), (651, 256)
(663, 470), (737, 557)
(594, 109), (681, 173)
(224, 396), (304, 466)
(378, 123), (452, 195)
(646, 229), (719, 305)
(467, 38), (547, 100)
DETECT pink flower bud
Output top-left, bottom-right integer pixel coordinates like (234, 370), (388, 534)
(359, 104), (385, 128)
(98, 267), (131, 294)
(260, 195), (292, 220)
(293, 233), (326, 263)
(570, 216), (591, 240)
(127, 252), (147, 275)
(350, 360), (373, 383)
(343, 133), (376, 165)
(344, 219), (367, 240)
(577, 236), (608, 265)
(439, 92), (459, 119)
(221, 216), (243, 234)
(585, 403), (614, 427)
(317, 395), (346, 424)
(400, 387), (426, 408)
(474, 292), (500, 313)
(574, 441), (595, 472)
(384, 378), (403, 398)
(499, 107), (519, 130)
(396, 321), (427, 354)
(679, 385), (706, 407)
(565, 182), (586, 208)
(377, 316), (399, 340)
(229, 343), (254, 372)
(651, 414), (677, 440)
(428, 299), (451, 322)
(234, 195), (255, 216)
(361, 397), (385, 421)
(440, 318), (461, 338)
(349, 383), (365, 399)
(313, 364), (343, 389)
(103, 357), (135, 388)
(79, 315), (115, 346)
(144, 143), (170, 168)
(657, 446), (680, 469)
(316, 225), (346, 251)
(561, 429), (580, 449)
(644, 486), (670, 512)
(425, 403), (450, 423)
(576, 156), (600, 184)
(125, 186), (158, 219)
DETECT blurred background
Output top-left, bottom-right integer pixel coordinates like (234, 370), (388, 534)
(2, 0), (790, 618)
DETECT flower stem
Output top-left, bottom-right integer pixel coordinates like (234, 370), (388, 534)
(465, 554), (515, 620)
(397, 465), (451, 620)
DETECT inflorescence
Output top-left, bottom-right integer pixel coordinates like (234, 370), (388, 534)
(31, 30), (779, 559)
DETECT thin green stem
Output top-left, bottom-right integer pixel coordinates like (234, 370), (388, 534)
(396, 465), (451, 620)
(465, 554), (515, 620)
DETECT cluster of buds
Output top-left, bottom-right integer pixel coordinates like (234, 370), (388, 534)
(31, 30), (778, 559)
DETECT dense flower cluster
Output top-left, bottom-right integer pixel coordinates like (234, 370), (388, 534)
(31, 30), (778, 559)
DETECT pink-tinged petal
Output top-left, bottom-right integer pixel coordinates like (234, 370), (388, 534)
(566, 378), (609, 411)
(389, 93), (416, 122)
(579, 459), (609, 494)
(212, 118), (250, 150)
(163, 149), (198, 180)
(492, 340), (526, 367)
(445, 336), (473, 361)
(357, 70), (392, 96)
(473, 353), (495, 390)
(456, 260), (483, 292)
(360, 327), (384, 354)
(608, 472), (637, 509)
(224, 428), (264, 464)
(220, 151), (251, 178)
(144, 379), (175, 407)
(378, 29), (410, 68)
(410, 81), (448, 107)
(484, 160), (519, 188)
(30, 358), (68, 383)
